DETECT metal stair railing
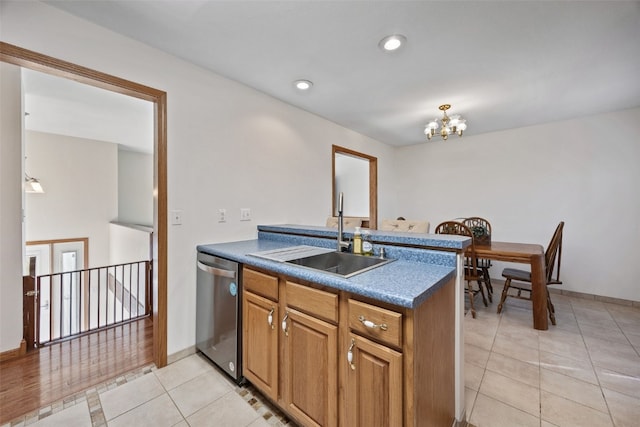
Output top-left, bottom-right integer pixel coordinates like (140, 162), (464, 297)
(34, 260), (151, 346)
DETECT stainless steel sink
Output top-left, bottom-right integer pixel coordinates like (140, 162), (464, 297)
(286, 251), (394, 278)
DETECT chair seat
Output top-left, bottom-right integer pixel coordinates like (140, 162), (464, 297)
(498, 221), (564, 326)
(501, 268), (531, 282)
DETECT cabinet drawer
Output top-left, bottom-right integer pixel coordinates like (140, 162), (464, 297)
(348, 299), (402, 348)
(243, 268), (278, 301)
(285, 281), (339, 324)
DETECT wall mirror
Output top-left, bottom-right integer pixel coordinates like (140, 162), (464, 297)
(332, 145), (377, 229)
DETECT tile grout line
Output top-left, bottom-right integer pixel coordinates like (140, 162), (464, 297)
(3, 364), (155, 427)
(596, 305), (640, 425)
(603, 302), (640, 358)
(538, 304), (543, 426)
(564, 299), (617, 426)
(5, 361), (296, 427)
(466, 295), (502, 424)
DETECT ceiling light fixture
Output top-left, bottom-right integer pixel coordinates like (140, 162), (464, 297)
(294, 79), (313, 91)
(379, 34), (406, 52)
(25, 174), (44, 193)
(424, 104), (467, 141)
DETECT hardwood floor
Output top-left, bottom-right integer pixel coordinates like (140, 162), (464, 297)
(0, 318), (153, 424)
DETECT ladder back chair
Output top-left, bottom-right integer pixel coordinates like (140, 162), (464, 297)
(435, 221), (489, 318)
(463, 217), (493, 301)
(497, 221), (564, 325)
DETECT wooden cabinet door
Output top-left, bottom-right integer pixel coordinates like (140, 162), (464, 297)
(243, 291), (279, 401)
(345, 333), (403, 427)
(282, 308), (338, 427)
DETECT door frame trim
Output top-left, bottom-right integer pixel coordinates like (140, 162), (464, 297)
(27, 237), (89, 274)
(1, 42), (168, 367)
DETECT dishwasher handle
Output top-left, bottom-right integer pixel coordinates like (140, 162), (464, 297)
(197, 261), (236, 279)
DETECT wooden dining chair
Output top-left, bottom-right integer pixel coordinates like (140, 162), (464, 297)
(497, 221), (564, 325)
(435, 221), (489, 318)
(463, 217), (493, 301)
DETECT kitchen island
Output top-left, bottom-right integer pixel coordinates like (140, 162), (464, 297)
(197, 225), (470, 427)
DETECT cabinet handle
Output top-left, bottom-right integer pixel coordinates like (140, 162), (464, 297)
(267, 308), (275, 330)
(347, 338), (356, 370)
(358, 315), (388, 331)
(281, 312), (289, 336)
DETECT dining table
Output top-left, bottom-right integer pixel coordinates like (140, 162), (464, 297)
(474, 241), (548, 330)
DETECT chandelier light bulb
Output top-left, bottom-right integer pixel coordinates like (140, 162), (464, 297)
(424, 104), (467, 141)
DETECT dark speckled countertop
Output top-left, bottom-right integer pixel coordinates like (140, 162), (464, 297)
(197, 225), (469, 309)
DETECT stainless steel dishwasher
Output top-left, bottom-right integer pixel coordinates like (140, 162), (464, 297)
(196, 251), (242, 383)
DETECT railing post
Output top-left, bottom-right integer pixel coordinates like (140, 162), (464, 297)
(22, 260), (37, 351)
(35, 275), (41, 348)
(146, 261), (152, 316)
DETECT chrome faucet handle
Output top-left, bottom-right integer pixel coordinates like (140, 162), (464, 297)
(379, 248), (386, 259)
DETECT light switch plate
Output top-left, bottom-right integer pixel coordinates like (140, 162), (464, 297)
(171, 210), (183, 225)
(240, 208), (251, 221)
(218, 209), (226, 223)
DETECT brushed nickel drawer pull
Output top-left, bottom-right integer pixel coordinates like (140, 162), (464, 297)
(347, 338), (356, 370)
(268, 308), (275, 329)
(358, 315), (388, 331)
(281, 312), (289, 336)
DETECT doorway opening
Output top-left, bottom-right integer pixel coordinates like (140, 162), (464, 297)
(1, 41), (167, 368)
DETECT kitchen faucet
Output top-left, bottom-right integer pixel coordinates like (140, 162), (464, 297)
(337, 192), (350, 252)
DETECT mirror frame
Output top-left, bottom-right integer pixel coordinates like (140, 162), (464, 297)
(332, 145), (377, 229)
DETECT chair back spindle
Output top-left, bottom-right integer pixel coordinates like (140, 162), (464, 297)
(435, 221), (489, 317)
(545, 221), (564, 285)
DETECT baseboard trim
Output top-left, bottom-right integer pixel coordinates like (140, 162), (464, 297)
(492, 278), (639, 308)
(452, 410), (468, 427)
(167, 345), (196, 364)
(0, 339), (27, 363)
(548, 287), (640, 307)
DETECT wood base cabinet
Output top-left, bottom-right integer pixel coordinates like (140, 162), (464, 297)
(282, 308), (338, 427)
(345, 333), (403, 427)
(243, 291), (279, 401)
(242, 266), (455, 427)
(243, 269), (279, 401)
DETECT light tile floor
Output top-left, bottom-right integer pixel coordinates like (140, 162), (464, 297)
(4, 354), (293, 427)
(4, 284), (639, 427)
(466, 285), (640, 427)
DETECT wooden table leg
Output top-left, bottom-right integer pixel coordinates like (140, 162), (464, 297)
(530, 253), (548, 330)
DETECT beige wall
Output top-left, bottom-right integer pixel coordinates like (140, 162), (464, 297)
(0, 62), (24, 352)
(0, 1), (396, 355)
(4, 0), (636, 360)
(109, 223), (152, 265)
(118, 149), (153, 226)
(395, 107), (640, 302)
(25, 131), (118, 268)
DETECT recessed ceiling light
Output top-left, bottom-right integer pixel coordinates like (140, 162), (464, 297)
(379, 34), (407, 52)
(294, 79), (313, 91)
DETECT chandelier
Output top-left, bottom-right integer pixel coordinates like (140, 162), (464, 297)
(424, 104), (467, 141)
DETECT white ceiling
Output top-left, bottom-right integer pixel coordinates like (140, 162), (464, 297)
(23, 69), (154, 153)
(36, 0), (640, 147)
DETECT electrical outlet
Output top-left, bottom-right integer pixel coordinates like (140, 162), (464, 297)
(240, 208), (251, 221)
(171, 210), (183, 225)
(218, 209), (226, 223)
